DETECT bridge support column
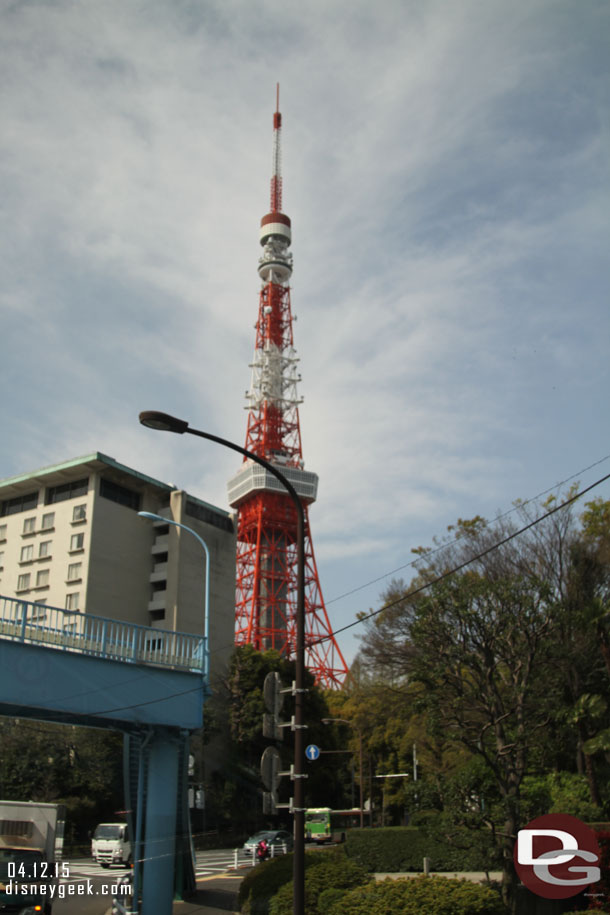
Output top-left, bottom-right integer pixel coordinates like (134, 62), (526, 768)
(141, 729), (180, 915)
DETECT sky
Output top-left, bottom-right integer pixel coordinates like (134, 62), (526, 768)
(2, 0), (609, 668)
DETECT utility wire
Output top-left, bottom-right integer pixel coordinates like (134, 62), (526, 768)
(3, 462), (609, 720)
(316, 467), (610, 644)
(324, 451), (610, 608)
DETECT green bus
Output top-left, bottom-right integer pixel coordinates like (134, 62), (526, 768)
(304, 807), (362, 844)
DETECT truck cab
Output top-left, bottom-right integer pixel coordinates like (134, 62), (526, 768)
(91, 823), (132, 868)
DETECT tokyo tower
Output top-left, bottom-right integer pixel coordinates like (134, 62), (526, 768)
(227, 88), (348, 688)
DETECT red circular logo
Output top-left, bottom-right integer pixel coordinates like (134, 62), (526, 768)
(515, 813), (601, 899)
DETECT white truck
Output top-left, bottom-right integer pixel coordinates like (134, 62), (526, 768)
(91, 822), (132, 868)
(0, 800), (65, 915)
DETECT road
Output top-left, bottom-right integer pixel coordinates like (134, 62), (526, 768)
(51, 849), (253, 914)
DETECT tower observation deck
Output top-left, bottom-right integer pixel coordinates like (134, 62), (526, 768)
(227, 88), (348, 688)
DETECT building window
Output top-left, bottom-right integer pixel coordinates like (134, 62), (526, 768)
(17, 573), (31, 591)
(67, 562), (82, 582)
(41, 512), (55, 531)
(23, 517), (36, 535)
(45, 478), (89, 505)
(65, 593), (79, 611)
(72, 504), (87, 522)
(36, 569), (49, 588)
(20, 545), (34, 563)
(39, 540), (52, 558)
(185, 499), (234, 533)
(0, 524), (6, 541)
(1, 491), (38, 517)
(99, 478), (141, 511)
(31, 602), (47, 622)
(70, 533), (85, 552)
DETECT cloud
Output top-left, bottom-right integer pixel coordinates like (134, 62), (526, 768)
(2, 0), (609, 662)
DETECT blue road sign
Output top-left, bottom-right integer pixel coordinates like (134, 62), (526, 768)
(305, 744), (320, 761)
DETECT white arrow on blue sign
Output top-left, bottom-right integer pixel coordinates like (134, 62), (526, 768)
(305, 744), (320, 761)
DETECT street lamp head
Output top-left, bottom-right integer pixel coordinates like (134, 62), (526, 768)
(139, 411), (189, 434)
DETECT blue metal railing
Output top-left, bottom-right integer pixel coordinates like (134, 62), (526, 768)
(0, 594), (206, 674)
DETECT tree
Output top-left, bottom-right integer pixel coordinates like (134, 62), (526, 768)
(202, 644), (342, 831)
(0, 718), (123, 843)
(358, 508), (591, 913)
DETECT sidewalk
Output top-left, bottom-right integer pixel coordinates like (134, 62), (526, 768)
(374, 870), (502, 882)
(105, 871), (248, 915)
(171, 872), (244, 913)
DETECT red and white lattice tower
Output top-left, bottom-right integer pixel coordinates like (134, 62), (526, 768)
(227, 88), (348, 688)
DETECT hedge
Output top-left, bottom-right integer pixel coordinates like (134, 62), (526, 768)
(238, 852), (296, 914)
(326, 875), (506, 915)
(238, 851), (359, 915)
(344, 826), (501, 873)
(268, 849), (370, 915)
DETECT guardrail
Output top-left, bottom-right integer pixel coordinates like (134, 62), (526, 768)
(0, 594), (206, 673)
(232, 842), (291, 868)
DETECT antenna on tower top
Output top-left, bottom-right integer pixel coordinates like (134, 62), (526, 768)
(270, 83), (282, 212)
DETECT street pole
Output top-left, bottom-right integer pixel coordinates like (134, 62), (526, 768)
(322, 718), (364, 828)
(138, 410), (307, 915)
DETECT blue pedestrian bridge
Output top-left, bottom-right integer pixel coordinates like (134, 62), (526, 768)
(0, 594), (208, 914)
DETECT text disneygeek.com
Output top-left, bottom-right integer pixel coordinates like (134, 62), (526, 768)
(4, 880), (132, 901)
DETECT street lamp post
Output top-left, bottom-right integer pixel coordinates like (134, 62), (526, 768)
(137, 511), (211, 682)
(322, 718), (364, 828)
(138, 410), (307, 915)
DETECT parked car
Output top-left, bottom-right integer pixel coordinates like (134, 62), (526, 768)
(243, 829), (294, 856)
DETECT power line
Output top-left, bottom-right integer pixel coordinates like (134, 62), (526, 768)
(324, 452), (610, 608)
(317, 467), (610, 644)
(3, 462), (609, 720)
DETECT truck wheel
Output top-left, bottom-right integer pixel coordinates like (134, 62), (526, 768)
(125, 855), (133, 868)
(101, 862), (110, 868)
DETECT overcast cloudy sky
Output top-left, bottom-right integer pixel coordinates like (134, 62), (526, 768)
(2, 0), (609, 665)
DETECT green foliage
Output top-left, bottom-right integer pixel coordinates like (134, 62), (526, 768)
(326, 875), (506, 915)
(581, 499), (610, 545)
(0, 718), (123, 842)
(584, 728), (610, 755)
(239, 851), (365, 915)
(228, 645), (294, 756)
(207, 645), (349, 831)
(521, 771), (606, 822)
(268, 848), (370, 915)
(238, 852), (295, 914)
(344, 827), (500, 873)
(317, 887), (347, 910)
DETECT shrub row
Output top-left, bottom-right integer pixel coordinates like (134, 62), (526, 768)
(344, 826), (501, 873)
(238, 852), (295, 915)
(268, 849), (370, 915)
(327, 875), (505, 915)
(238, 845), (505, 915)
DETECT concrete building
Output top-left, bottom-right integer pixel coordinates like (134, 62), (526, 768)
(0, 453), (236, 682)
